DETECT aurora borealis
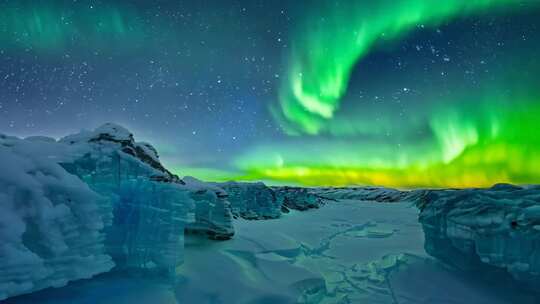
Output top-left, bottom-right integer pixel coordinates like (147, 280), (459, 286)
(248, 0), (540, 187)
(274, 0), (520, 135)
(0, 3), (143, 52)
(1, 1), (540, 188)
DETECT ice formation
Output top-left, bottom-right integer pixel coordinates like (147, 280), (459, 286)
(219, 181), (281, 219)
(0, 124), (234, 300)
(418, 184), (540, 292)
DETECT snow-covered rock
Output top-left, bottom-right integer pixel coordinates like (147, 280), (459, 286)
(273, 186), (326, 211)
(418, 184), (540, 292)
(59, 123), (181, 182)
(218, 181), (281, 219)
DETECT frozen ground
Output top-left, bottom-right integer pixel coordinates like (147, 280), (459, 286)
(4, 199), (537, 304)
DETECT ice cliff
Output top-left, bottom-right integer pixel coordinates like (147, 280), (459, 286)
(0, 124), (234, 300)
(418, 184), (540, 292)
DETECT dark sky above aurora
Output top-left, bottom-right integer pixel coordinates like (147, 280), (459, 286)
(1, 1), (540, 188)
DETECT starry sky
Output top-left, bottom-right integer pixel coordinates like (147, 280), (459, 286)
(1, 0), (540, 188)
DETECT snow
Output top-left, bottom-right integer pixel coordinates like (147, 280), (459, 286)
(60, 123), (133, 146)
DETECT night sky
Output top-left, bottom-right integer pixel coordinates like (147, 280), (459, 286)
(1, 1), (540, 187)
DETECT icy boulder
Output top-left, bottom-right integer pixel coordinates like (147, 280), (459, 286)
(183, 177), (234, 240)
(219, 181), (281, 219)
(0, 135), (114, 301)
(273, 186), (325, 211)
(418, 184), (540, 292)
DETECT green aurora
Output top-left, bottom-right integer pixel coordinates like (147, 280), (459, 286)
(241, 0), (540, 187)
(274, 0), (526, 135)
(0, 3), (145, 52)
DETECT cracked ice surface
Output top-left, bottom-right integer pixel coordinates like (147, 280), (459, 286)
(5, 199), (538, 304)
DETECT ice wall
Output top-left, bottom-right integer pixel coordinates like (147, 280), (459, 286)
(418, 184), (540, 292)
